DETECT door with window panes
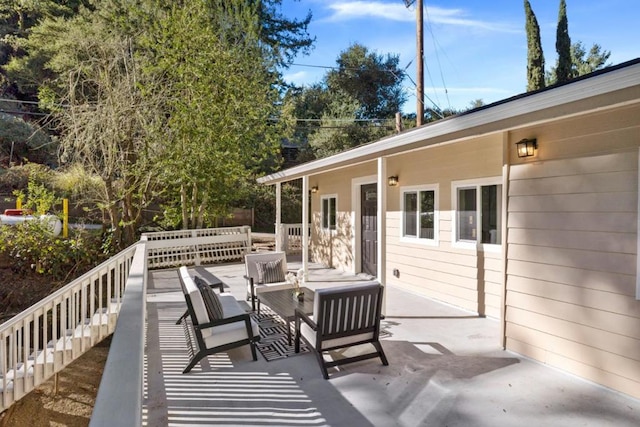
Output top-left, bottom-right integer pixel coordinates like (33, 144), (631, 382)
(361, 184), (377, 276)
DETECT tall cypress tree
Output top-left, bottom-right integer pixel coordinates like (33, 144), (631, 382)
(525, 1), (545, 91)
(555, 0), (572, 83)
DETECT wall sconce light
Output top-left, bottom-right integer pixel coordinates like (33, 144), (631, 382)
(388, 176), (399, 186)
(311, 186), (318, 193)
(516, 138), (537, 158)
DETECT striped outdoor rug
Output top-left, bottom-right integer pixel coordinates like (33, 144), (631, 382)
(251, 306), (309, 361)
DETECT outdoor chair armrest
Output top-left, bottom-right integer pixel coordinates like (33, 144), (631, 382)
(294, 308), (317, 332)
(196, 313), (253, 331)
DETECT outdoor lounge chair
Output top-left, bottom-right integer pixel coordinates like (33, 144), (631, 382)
(244, 251), (294, 311)
(176, 266), (260, 373)
(294, 281), (388, 379)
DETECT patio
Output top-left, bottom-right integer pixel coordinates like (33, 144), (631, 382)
(143, 258), (640, 426)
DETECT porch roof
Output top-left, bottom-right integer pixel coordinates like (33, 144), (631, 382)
(258, 58), (640, 185)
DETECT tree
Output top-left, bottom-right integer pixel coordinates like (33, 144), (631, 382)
(145, 1), (283, 229)
(283, 43), (406, 159)
(39, 17), (162, 249)
(547, 41), (611, 84)
(555, 0), (571, 83)
(325, 43), (406, 119)
(525, 0), (545, 91)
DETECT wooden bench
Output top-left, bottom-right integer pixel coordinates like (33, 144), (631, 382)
(294, 281), (388, 379)
(176, 266), (260, 373)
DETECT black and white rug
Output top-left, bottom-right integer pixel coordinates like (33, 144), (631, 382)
(251, 306), (309, 361)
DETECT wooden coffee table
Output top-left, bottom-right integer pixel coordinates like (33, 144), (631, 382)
(257, 287), (314, 345)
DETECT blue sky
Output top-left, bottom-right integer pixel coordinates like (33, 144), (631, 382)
(280, 0), (640, 114)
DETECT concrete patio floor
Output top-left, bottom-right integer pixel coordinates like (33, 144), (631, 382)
(143, 258), (640, 426)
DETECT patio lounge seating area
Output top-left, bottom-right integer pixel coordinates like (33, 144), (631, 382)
(143, 256), (640, 426)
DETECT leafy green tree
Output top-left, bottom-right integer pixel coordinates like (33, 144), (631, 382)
(146, 1), (283, 229)
(283, 43), (406, 159)
(326, 43), (406, 119)
(555, 0), (571, 83)
(525, 0), (545, 91)
(0, 112), (54, 166)
(547, 41), (611, 84)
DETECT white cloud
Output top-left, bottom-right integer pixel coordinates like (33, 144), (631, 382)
(322, 1), (519, 33)
(283, 71), (310, 84)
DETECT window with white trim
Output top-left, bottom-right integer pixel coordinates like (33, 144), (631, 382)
(454, 180), (502, 246)
(321, 195), (336, 230)
(402, 185), (437, 242)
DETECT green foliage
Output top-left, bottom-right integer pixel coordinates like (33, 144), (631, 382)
(0, 162), (52, 193)
(0, 113), (55, 167)
(525, 0), (545, 91)
(282, 43), (406, 160)
(325, 43), (406, 119)
(547, 41), (611, 85)
(0, 221), (106, 280)
(146, 0), (283, 229)
(555, 0), (571, 84)
(14, 177), (60, 214)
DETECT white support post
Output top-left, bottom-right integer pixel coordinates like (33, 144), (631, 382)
(275, 182), (282, 253)
(377, 158), (387, 314)
(302, 176), (310, 280)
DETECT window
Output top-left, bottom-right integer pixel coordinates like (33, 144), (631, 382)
(402, 186), (437, 242)
(454, 180), (502, 246)
(321, 196), (336, 230)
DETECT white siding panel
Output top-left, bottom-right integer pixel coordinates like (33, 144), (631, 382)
(507, 259), (635, 296)
(505, 149), (640, 400)
(509, 244), (636, 276)
(509, 151), (637, 180)
(508, 228), (636, 254)
(508, 275), (640, 317)
(509, 171), (636, 196)
(509, 192), (637, 213)
(507, 292), (640, 340)
(508, 212), (636, 233)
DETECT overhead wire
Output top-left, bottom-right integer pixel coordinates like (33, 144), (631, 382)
(423, 5), (452, 111)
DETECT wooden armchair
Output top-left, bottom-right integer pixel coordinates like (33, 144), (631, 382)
(176, 266), (260, 373)
(244, 252), (294, 311)
(294, 281), (388, 379)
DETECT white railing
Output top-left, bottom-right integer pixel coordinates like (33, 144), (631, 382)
(0, 244), (136, 413)
(91, 226), (251, 426)
(143, 226), (251, 269)
(278, 223), (309, 254)
(0, 226), (252, 421)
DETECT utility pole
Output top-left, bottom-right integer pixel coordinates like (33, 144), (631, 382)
(404, 0), (424, 126)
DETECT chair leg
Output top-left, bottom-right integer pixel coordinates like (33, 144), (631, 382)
(373, 341), (389, 366)
(183, 352), (204, 374)
(250, 341), (258, 361)
(314, 350), (329, 380)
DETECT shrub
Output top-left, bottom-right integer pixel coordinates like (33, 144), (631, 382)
(0, 220), (107, 281)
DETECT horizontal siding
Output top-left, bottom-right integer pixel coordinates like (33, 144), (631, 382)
(508, 244), (636, 276)
(384, 138), (504, 316)
(505, 146), (640, 400)
(508, 275), (639, 318)
(507, 259), (635, 296)
(509, 171), (636, 196)
(509, 192), (637, 213)
(508, 228), (636, 254)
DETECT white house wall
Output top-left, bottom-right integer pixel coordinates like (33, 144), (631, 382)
(505, 104), (640, 399)
(385, 135), (504, 316)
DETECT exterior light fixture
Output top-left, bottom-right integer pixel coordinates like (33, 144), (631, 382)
(516, 138), (537, 158)
(311, 186), (318, 193)
(388, 176), (399, 186)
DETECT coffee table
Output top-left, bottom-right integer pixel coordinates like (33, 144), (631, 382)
(257, 287), (314, 345)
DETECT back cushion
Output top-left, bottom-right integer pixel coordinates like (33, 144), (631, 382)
(194, 275), (224, 320)
(256, 259), (286, 284)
